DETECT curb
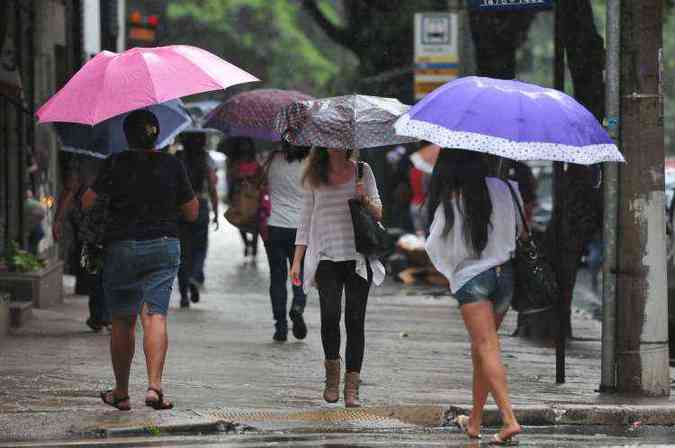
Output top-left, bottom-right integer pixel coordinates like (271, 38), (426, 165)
(88, 403), (675, 438)
(99, 420), (244, 438)
(446, 404), (675, 427)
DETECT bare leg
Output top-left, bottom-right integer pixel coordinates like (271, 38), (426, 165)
(461, 301), (521, 440)
(108, 315), (137, 407)
(467, 311), (506, 436)
(140, 304), (170, 405)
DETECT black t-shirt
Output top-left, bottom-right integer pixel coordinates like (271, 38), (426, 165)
(92, 151), (194, 243)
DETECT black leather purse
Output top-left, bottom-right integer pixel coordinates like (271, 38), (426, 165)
(348, 162), (391, 257)
(505, 181), (559, 314)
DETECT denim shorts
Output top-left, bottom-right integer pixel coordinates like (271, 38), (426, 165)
(103, 237), (181, 317)
(454, 261), (514, 314)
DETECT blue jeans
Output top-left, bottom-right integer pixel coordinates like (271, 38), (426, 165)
(263, 226), (306, 331)
(103, 237), (181, 317)
(454, 262), (514, 315)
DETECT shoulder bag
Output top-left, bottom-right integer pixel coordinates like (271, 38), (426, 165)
(348, 161), (391, 258)
(505, 180), (559, 314)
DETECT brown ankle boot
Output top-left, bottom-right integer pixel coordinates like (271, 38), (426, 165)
(344, 370), (361, 408)
(323, 359), (340, 403)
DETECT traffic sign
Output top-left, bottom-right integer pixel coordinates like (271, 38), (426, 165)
(414, 12), (458, 100)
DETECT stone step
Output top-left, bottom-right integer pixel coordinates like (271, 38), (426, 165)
(9, 300), (33, 328)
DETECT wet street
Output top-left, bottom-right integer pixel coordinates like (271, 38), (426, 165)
(1, 225), (674, 446)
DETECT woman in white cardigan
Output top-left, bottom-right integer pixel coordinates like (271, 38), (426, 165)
(290, 147), (383, 408)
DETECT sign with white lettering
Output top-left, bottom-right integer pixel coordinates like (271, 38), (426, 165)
(467, 0), (554, 11)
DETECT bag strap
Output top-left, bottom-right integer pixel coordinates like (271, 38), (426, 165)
(504, 180), (530, 237)
(357, 161), (364, 181)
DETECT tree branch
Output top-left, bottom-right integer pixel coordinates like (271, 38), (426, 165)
(301, 0), (355, 51)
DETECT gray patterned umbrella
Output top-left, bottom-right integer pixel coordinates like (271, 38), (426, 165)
(273, 95), (417, 150)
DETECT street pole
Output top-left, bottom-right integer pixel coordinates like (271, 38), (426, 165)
(600, 0), (620, 393)
(553, 0), (566, 384)
(615, 0), (670, 396)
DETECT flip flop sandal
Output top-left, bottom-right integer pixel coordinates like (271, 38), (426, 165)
(453, 415), (481, 439)
(490, 433), (520, 446)
(145, 387), (174, 410)
(100, 389), (130, 411)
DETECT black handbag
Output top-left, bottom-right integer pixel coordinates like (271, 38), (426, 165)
(348, 162), (391, 257)
(505, 181), (559, 314)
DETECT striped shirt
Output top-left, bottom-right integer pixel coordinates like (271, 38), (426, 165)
(296, 161), (385, 290)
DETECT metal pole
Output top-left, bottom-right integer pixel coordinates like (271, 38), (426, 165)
(615, 0), (670, 396)
(553, 0), (566, 384)
(600, 0), (620, 393)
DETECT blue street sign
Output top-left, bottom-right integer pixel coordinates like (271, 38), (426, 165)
(467, 0), (554, 11)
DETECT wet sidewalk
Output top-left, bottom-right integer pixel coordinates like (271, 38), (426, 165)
(1, 226), (674, 442)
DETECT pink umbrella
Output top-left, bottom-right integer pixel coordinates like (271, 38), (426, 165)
(36, 45), (259, 125)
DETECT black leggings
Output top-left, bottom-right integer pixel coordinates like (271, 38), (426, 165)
(316, 260), (371, 372)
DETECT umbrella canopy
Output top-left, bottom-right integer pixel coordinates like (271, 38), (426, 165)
(36, 45), (258, 126)
(204, 89), (313, 141)
(395, 76), (624, 165)
(274, 94), (417, 150)
(53, 100), (192, 158)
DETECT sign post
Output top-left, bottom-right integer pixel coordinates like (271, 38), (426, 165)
(414, 12), (458, 100)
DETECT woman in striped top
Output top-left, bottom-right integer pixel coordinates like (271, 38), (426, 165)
(290, 147), (384, 408)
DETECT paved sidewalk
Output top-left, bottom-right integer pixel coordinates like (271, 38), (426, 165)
(0, 226), (673, 442)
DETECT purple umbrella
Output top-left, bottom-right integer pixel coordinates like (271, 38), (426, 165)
(204, 89), (313, 141)
(395, 76), (624, 165)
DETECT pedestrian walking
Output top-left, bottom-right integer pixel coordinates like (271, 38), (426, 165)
(425, 150), (522, 444)
(82, 110), (198, 411)
(52, 154), (110, 331)
(263, 144), (309, 342)
(176, 131), (219, 308)
(226, 137), (263, 260)
(289, 147), (385, 408)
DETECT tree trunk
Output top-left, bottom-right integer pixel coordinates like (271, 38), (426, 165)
(516, 0), (605, 340)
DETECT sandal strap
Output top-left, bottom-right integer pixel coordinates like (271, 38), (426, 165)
(147, 387), (163, 399)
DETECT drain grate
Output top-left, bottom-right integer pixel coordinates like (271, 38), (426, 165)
(201, 408), (414, 429)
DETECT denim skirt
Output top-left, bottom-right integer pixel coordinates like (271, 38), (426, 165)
(103, 237), (180, 317)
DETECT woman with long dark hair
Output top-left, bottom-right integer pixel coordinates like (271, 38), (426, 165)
(425, 150), (522, 444)
(289, 147), (384, 408)
(263, 143), (310, 342)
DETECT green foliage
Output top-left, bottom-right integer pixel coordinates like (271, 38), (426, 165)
(165, 0), (353, 96)
(2, 241), (45, 273)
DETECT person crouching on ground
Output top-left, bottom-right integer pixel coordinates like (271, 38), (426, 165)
(263, 143), (310, 342)
(289, 147), (384, 408)
(82, 110), (198, 411)
(425, 149), (522, 444)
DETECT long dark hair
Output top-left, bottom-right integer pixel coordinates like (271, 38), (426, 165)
(280, 140), (310, 163)
(302, 147), (354, 188)
(427, 150), (493, 256)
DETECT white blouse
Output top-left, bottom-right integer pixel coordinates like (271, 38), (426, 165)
(425, 177), (523, 294)
(296, 161), (385, 291)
